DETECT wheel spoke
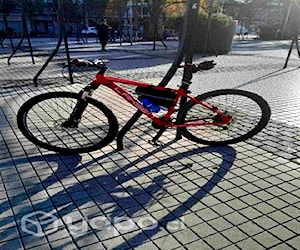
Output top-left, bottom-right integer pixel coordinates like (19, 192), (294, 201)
(178, 89), (270, 145)
(18, 92), (118, 153)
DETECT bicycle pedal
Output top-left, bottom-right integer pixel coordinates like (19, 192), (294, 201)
(61, 120), (79, 128)
(148, 139), (162, 146)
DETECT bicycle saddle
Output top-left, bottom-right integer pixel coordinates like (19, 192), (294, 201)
(181, 60), (216, 73)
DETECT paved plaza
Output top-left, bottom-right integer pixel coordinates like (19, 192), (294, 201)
(0, 37), (299, 249)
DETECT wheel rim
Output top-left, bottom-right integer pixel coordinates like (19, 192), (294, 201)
(23, 96), (112, 151)
(184, 93), (264, 143)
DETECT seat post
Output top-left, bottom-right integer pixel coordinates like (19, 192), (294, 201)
(98, 66), (108, 75)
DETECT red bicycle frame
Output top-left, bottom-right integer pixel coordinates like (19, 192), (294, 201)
(91, 73), (231, 128)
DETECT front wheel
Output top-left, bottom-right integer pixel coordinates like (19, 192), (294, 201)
(17, 92), (119, 154)
(177, 89), (271, 145)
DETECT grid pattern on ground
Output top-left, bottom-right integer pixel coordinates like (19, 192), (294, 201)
(0, 83), (299, 249)
(0, 58), (62, 82)
(1, 47), (300, 89)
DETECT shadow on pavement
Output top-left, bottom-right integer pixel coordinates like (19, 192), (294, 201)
(232, 39), (290, 52)
(234, 67), (299, 89)
(0, 141), (236, 249)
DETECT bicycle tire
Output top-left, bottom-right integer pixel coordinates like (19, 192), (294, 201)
(17, 91), (119, 154)
(177, 89), (270, 145)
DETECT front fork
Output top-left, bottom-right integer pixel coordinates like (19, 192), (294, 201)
(62, 82), (99, 128)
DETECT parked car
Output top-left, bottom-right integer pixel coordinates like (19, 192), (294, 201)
(81, 26), (98, 36)
(235, 26), (249, 35)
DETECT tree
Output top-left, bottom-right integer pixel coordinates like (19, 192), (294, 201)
(147, 0), (165, 38)
(243, 0), (300, 38)
(106, 0), (135, 44)
(83, 0), (108, 24)
(0, 0), (17, 47)
(16, 0), (45, 14)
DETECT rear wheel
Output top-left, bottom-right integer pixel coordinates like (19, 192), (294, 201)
(177, 89), (270, 145)
(17, 92), (118, 154)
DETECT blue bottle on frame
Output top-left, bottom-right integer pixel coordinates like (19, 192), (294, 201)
(139, 97), (160, 113)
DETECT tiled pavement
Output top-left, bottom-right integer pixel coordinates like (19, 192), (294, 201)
(0, 38), (300, 249)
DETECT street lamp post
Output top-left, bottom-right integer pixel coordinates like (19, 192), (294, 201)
(221, 0), (225, 13)
(282, 0), (293, 38)
(128, 0), (133, 45)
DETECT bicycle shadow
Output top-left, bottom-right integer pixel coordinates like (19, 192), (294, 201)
(112, 145), (236, 249)
(0, 142), (236, 249)
(234, 67), (299, 89)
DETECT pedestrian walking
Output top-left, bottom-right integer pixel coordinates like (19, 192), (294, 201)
(163, 27), (170, 41)
(96, 19), (109, 51)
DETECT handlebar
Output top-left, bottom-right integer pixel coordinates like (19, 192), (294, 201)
(70, 58), (108, 69)
(66, 58), (215, 79)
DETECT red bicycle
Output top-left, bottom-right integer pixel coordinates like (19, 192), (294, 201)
(17, 60), (270, 154)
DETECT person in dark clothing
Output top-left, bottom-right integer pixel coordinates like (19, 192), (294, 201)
(96, 19), (109, 51)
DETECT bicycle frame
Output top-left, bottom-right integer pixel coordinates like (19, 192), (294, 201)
(88, 72), (231, 128)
